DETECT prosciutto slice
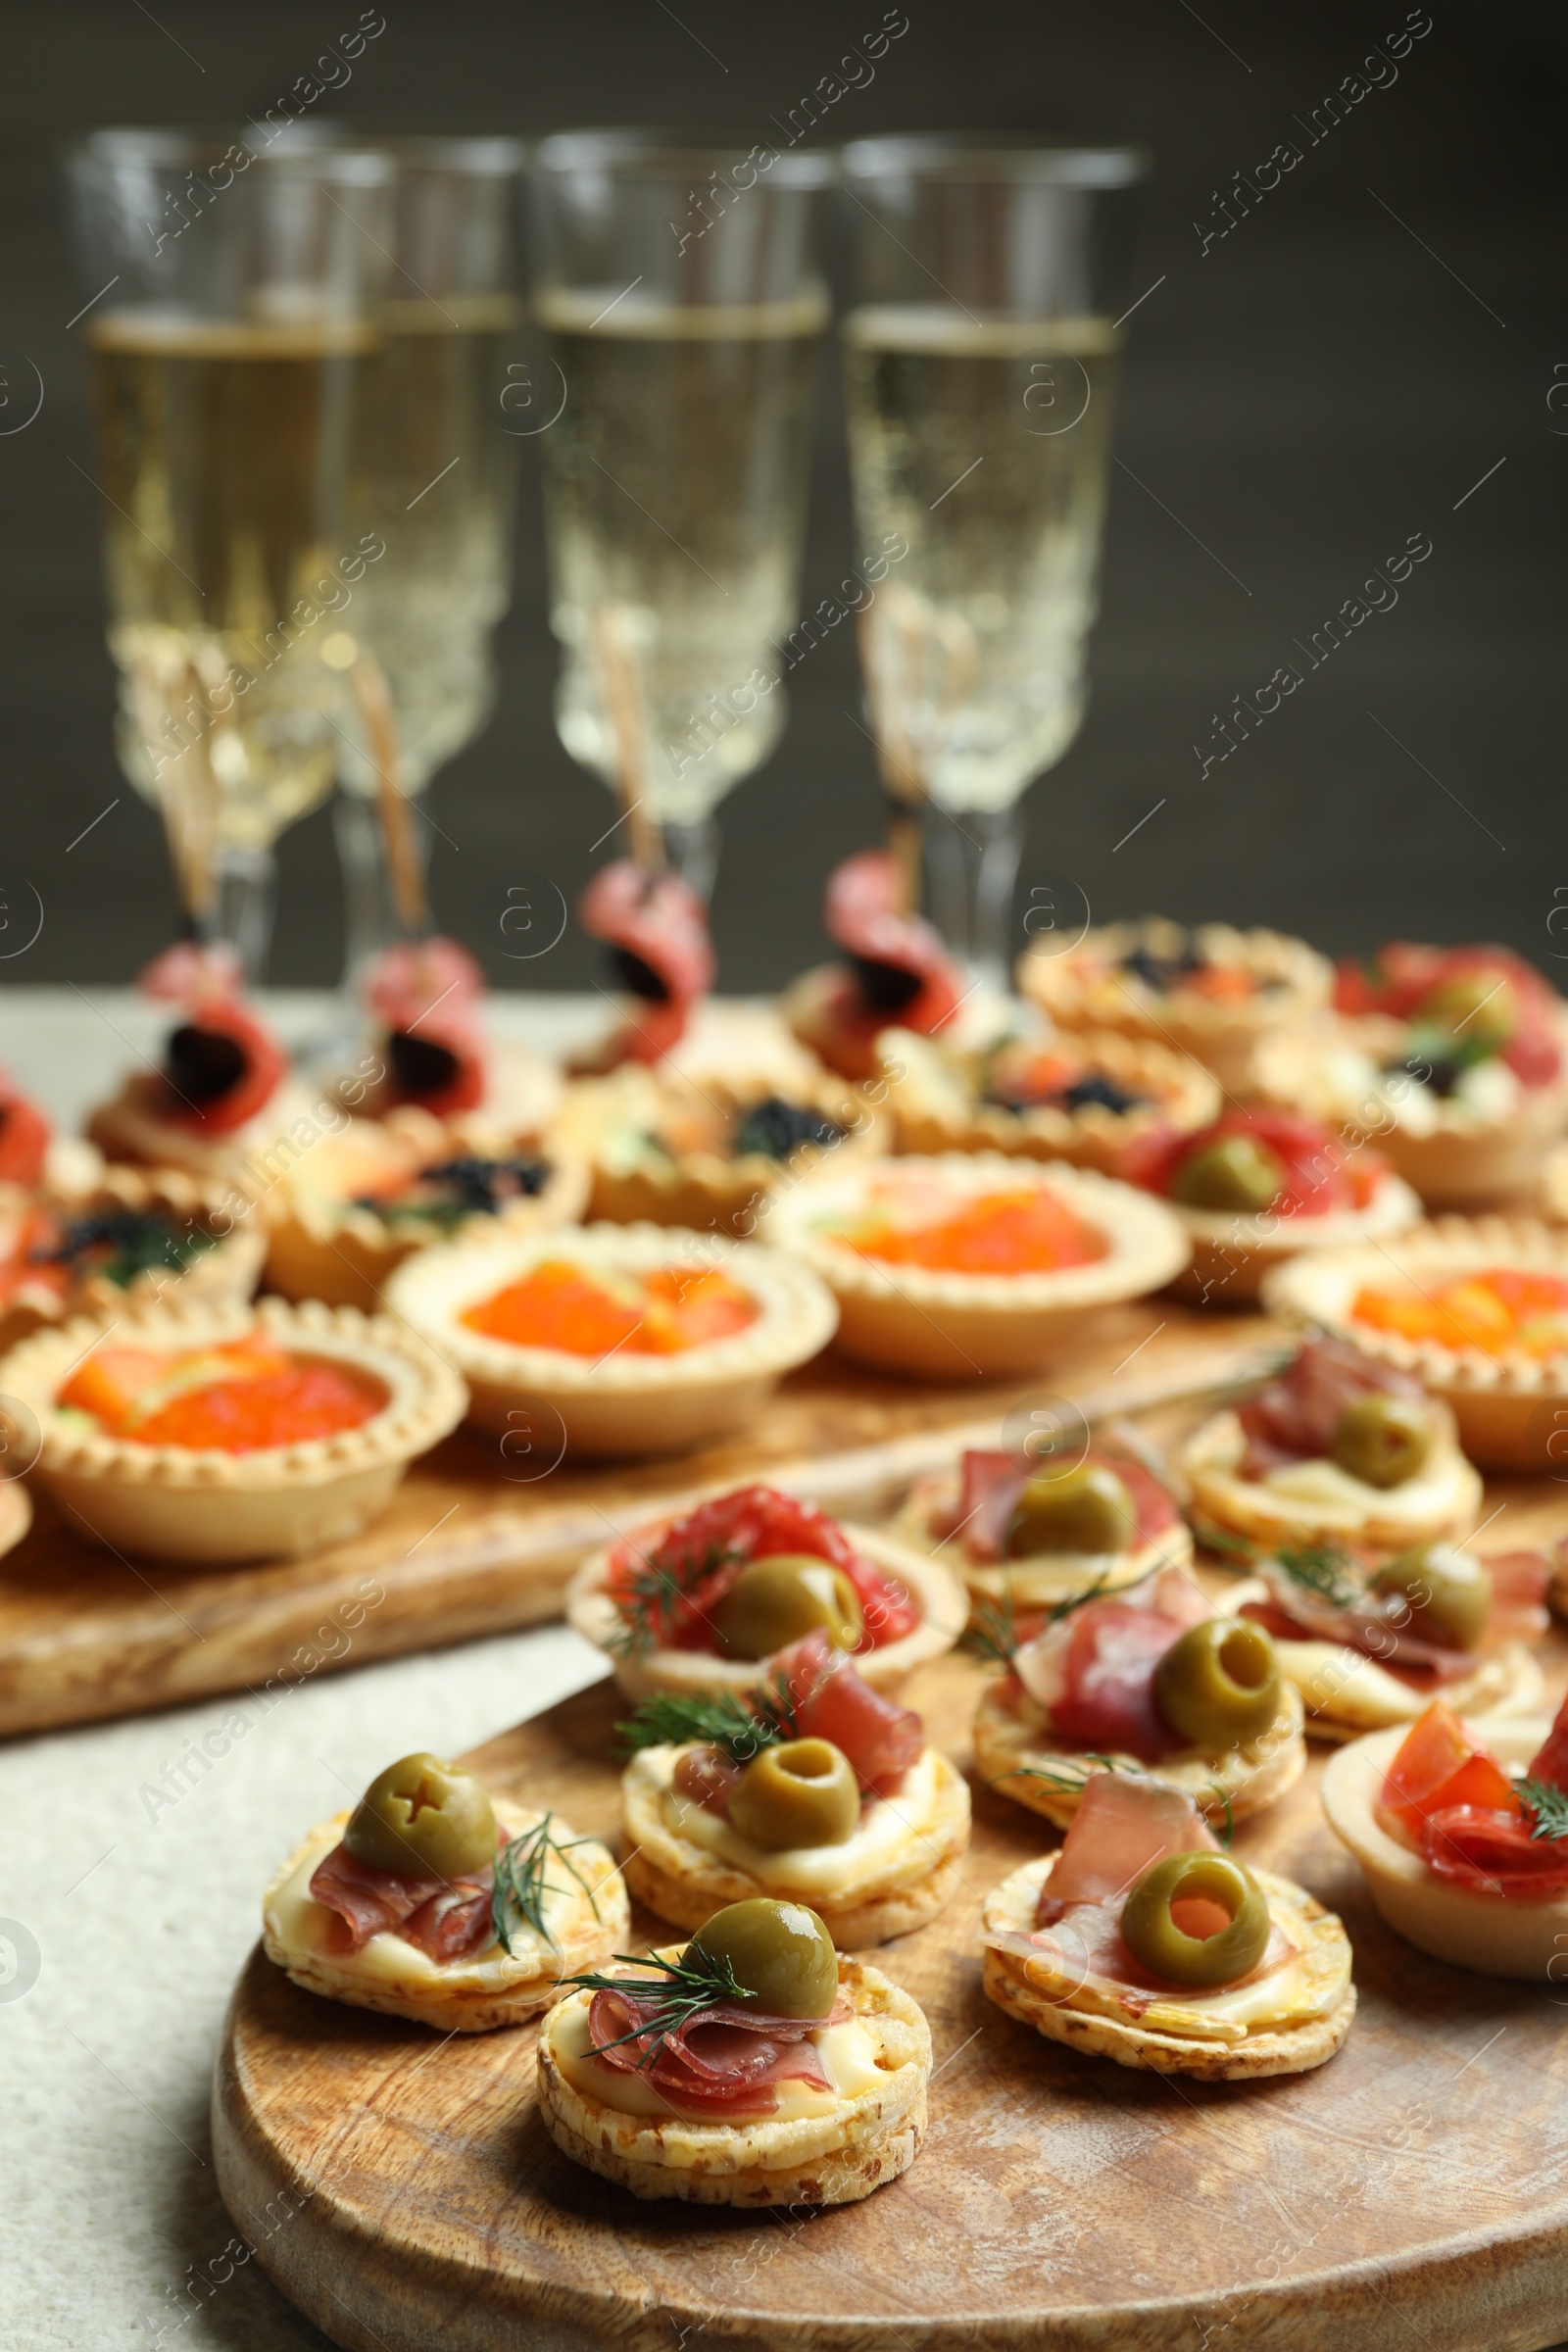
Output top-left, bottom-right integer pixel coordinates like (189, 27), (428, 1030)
(587, 1982), (853, 2117)
(822, 850), (962, 1041)
(1237, 1334), (1428, 1480)
(941, 1446), (1182, 1564)
(308, 1841), (495, 1961)
(1245, 1547), (1549, 1682)
(578, 860), (716, 1062)
(138, 942), (288, 1135)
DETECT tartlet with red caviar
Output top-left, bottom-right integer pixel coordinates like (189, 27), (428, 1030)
(1264, 1218), (1568, 1473)
(0, 1162), (266, 1354)
(348, 936), (563, 1134)
(1180, 1334), (1482, 1556)
(894, 1436), (1192, 1613)
(566, 1483), (964, 1702)
(1226, 1535), (1546, 1740)
(970, 1564), (1304, 1830)
(263, 1748), (626, 2032)
(982, 1775), (1354, 2080)
(874, 1024), (1220, 1174)
(1323, 1695), (1568, 1978)
(384, 1222), (837, 1456)
(1255, 942), (1568, 1208)
(782, 848), (973, 1084)
(760, 1152), (1189, 1379)
(1017, 917), (1333, 1095)
(551, 1062), (885, 1240)
(536, 1900), (931, 2206)
(264, 1105), (587, 1310)
(0, 1295), (466, 1561)
(615, 1639), (970, 1945)
(85, 943), (314, 1181)
(1120, 1105), (1421, 1306)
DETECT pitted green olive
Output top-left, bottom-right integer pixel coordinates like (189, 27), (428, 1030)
(1424, 970), (1517, 1050)
(343, 1751), (497, 1879)
(1153, 1618), (1282, 1750)
(1120, 1852), (1272, 1987)
(1006, 1463), (1137, 1558)
(689, 1896), (839, 2017)
(1330, 1392), (1433, 1490)
(727, 1738), (859, 1851)
(1169, 1134), (1286, 1214)
(712, 1554), (863, 1660)
(1371, 1541), (1489, 1650)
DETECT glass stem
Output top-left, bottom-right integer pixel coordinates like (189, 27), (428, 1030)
(922, 805), (1022, 999)
(663, 813), (720, 904)
(214, 847), (277, 985)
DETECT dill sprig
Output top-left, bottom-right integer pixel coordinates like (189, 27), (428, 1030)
(490, 1813), (603, 1957)
(997, 1753), (1123, 1793)
(960, 1588), (1018, 1669)
(616, 1674), (800, 1764)
(606, 1539), (743, 1661)
(562, 1945), (753, 2070)
(1519, 1779), (1568, 1842)
(1273, 1542), (1362, 1611)
(1048, 1568), (1115, 1625)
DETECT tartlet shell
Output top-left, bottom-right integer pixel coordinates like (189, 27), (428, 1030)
(1322, 1718), (1568, 1978)
(970, 1680), (1307, 1828)
(1263, 1217), (1568, 1472)
(87, 1071), (321, 1184)
(1180, 1400), (1483, 1552)
(1165, 1171), (1424, 1308)
(384, 1220), (838, 1458)
(0, 1294), (467, 1562)
(619, 1743), (972, 1946)
(565, 1521), (966, 1700)
(981, 1850), (1355, 2078)
(760, 1153), (1191, 1380)
(261, 1799), (626, 2032)
(535, 1951), (930, 2205)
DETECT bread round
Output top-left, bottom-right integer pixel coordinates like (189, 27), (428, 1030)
(1181, 1400), (1482, 1553)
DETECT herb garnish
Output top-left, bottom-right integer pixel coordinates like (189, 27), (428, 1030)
(1273, 1542), (1362, 1611)
(607, 1539), (744, 1660)
(490, 1813), (603, 1957)
(561, 1945), (753, 2070)
(960, 1588), (1018, 1670)
(1518, 1780), (1568, 1843)
(616, 1676), (801, 1765)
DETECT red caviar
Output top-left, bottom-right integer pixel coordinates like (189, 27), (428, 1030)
(59, 1336), (385, 1451)
(846, 1187), (1107, 1276)
(460, 1260), (760, 1356)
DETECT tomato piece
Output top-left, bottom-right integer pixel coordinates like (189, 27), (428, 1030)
(1380, 1701), (1518, 1839)
(0, 1082), (52, 1186)
(1527, 1690), (1568, 1792)
(1420, 1805), (1568, 1898)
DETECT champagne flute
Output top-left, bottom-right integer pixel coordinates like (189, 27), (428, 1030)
(840, 134), (1146, 994)
(529, 131), (832, 897)
(66, 129), (394, 974)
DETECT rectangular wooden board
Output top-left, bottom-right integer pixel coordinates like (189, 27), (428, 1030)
(0, 1304), (1281, 1740)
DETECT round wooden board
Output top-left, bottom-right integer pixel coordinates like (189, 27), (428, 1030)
(215, 1594), (1568, 2352)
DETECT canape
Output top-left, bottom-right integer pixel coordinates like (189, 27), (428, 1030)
(384, 1221), (836, 1457)
(551, 1062), (886, 1239)
(760, 1153), (1189, 1380)
(982, 1775), (1354, 2079)
(1226, 1536), (1546, 1740)
(86, 942), (314, 1180)
(0, 1295), (466, 1561)
(875, 1024), (1220, 1174)
(263, 1749), (626, 2030)
(1264, 1219), (1568, 1473)
(615, 1637), (970, 1943)
(566, 1482), (965, 1701)
(350, 937), (563, 1132)
(1181, 1332), (1482, 1554)
(1255, 941), (1568, 1208)
(1322, 1695), (1568, 1978)
(894, 1435), (1193, 1614)
(536, 1898), (930, 2204)
(1120, 1106), (1421, 1307)
(971, 1564), (1304, 1828)
(782, 848), (972, 1084)
(1017, 917), (1333, 1095)
(265, 1106), (587, 1310)
(0, 1161), (266, 1353)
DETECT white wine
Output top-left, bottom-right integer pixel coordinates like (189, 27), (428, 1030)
(537, 289), (826, 825)
(90, 313), (371, 855)
(844, 308), (1120, 814)
(339, 294), (522, 796)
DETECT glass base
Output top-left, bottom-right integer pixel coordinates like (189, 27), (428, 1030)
(214, 847), (277, 985)
(923, 803), (1022, 1000)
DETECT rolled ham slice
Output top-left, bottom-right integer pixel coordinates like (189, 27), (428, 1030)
(578, 860), (716, 1063)
(587, 1982), (853, 2117)
(1238, 1333), (1428, 1480)
(308, 1841), (495, 1961)
(823, 850), (962, 1041)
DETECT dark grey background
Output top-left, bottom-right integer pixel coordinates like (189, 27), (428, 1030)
(2, 0), (1564, 996)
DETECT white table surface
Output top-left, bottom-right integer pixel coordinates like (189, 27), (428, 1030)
(0, 988), (614, 2350)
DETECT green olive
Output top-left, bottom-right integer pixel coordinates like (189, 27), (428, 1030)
(1370, 1541), (1490, 1650)
(689, 1896), (839, 2017)
(1330, 1392), (1434, 1490)
(1169, 1134), (1287, 1214)
(1153, 1618), (1283, 1750)
(1006, 1463), (1137, 1558)
(727, 1738), (859, 1851)
(1120, 1852), (1272, 1987)
(343, 1751), (497, 1879)
(1424, 970), (1517, 1050)
(711, 1554), (864, 1660)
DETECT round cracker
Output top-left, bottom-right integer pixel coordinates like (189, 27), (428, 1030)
(971, 1680), (1306, 1828)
